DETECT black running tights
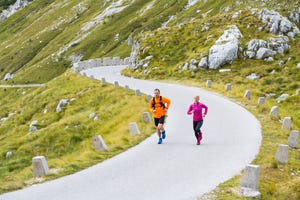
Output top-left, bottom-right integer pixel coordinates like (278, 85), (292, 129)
(193, 120), (203, 139)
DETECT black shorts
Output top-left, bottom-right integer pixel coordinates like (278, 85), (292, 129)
(154, 116), (165, 127)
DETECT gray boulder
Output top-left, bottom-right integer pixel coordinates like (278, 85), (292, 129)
(245, 51), (256, 59)
(182, 63), (189, 70)
(198, 57), (208, 68)
(208, 25), (242, 69)
(208, 42), (238, 69)
(278, 60), (285, 66)
(276, 94), (289, 103)
(268, 37), (289, 54)
(190, 59), (198, 65)
(247, 39), (267, 51)
(256, 48), (276, 59)
(246, 73), (260, 80)
(265, 57), (274, 62)
(4, 73), (12, 81)
(189, 59), (198, 70)
(56, 99), (68, 113)
(29, 120), (38, 132)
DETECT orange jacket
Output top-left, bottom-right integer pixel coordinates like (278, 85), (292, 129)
(149, 96), (171, 118)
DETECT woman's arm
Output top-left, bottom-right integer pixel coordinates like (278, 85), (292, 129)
(187, 105), (193, 115)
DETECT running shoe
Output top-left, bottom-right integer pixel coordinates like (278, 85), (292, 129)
(197, 135), (201, 145)
(162, 131), (166, 139)
(158, 138), (163, 144)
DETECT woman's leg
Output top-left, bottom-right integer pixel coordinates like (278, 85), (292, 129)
(195, 120), (204, 141)
(193, 121), (199, 139)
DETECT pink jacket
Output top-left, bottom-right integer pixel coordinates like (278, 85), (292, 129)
(187, 102), (208, 121)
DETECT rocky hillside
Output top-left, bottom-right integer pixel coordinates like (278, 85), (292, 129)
(0, 0), (189, 83)
(1, 0), (299, 84)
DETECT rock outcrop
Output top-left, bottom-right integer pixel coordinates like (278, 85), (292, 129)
(208, 25), (243, 69)
(245, 37), (289, 59)
(0, 0), (30, 22)
(258, 9), (299, 38)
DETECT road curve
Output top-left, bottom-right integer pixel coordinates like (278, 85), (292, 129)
(1, 66), (261, 200)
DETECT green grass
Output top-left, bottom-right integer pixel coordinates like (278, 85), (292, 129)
(0, 70), (155, 193)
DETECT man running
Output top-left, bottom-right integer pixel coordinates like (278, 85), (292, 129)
(187, 95), (208, 145)
(149, 88), (171, 144)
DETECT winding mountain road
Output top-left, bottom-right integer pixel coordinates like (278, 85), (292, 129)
(1, 65), (261, 200)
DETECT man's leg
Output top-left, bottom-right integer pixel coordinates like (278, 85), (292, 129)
(159, 124), (166, 139)
(154, 118), (163, 144)
(157, 125), (162, 138)
(158, 116), (166, 139)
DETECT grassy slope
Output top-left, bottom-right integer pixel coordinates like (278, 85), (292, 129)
(0, 70), (154, 193)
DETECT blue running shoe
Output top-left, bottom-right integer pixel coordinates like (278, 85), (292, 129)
(162, 131), (166, 139)
(158, 138), (163, 144)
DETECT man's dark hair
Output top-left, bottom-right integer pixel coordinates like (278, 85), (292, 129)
(154, 88), (160, 93)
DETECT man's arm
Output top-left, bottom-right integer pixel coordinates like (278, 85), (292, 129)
(163, 97), (171, 110)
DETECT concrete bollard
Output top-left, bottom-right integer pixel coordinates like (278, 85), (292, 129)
(128, 122), (140, 134)
(135, 89), (141, 96)
(143, 112), (151, 123)
(146, 95), (152, 101)
(282, 117), (291, 131)
(124, 85), (130, 91)
(275, 144), (288, 164)
(239, 164), (261, 198)
(288, 130), (299, 148)
(101, 78), (106, 85)
(32, 156), (49, 178)
(258, 97), (265, 105)
(244, 90), (251, 100)
(206, 80), (212, 87)
(270, 106), (278, 116)
(92, 135), (108, 151)
(225, 83), (232, 91)
(114, 81), (119, 87)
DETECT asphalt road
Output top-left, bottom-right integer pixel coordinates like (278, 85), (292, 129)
(0, 66), (261, 200)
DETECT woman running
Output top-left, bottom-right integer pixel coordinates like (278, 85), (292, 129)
(187, 95), (208, 145)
